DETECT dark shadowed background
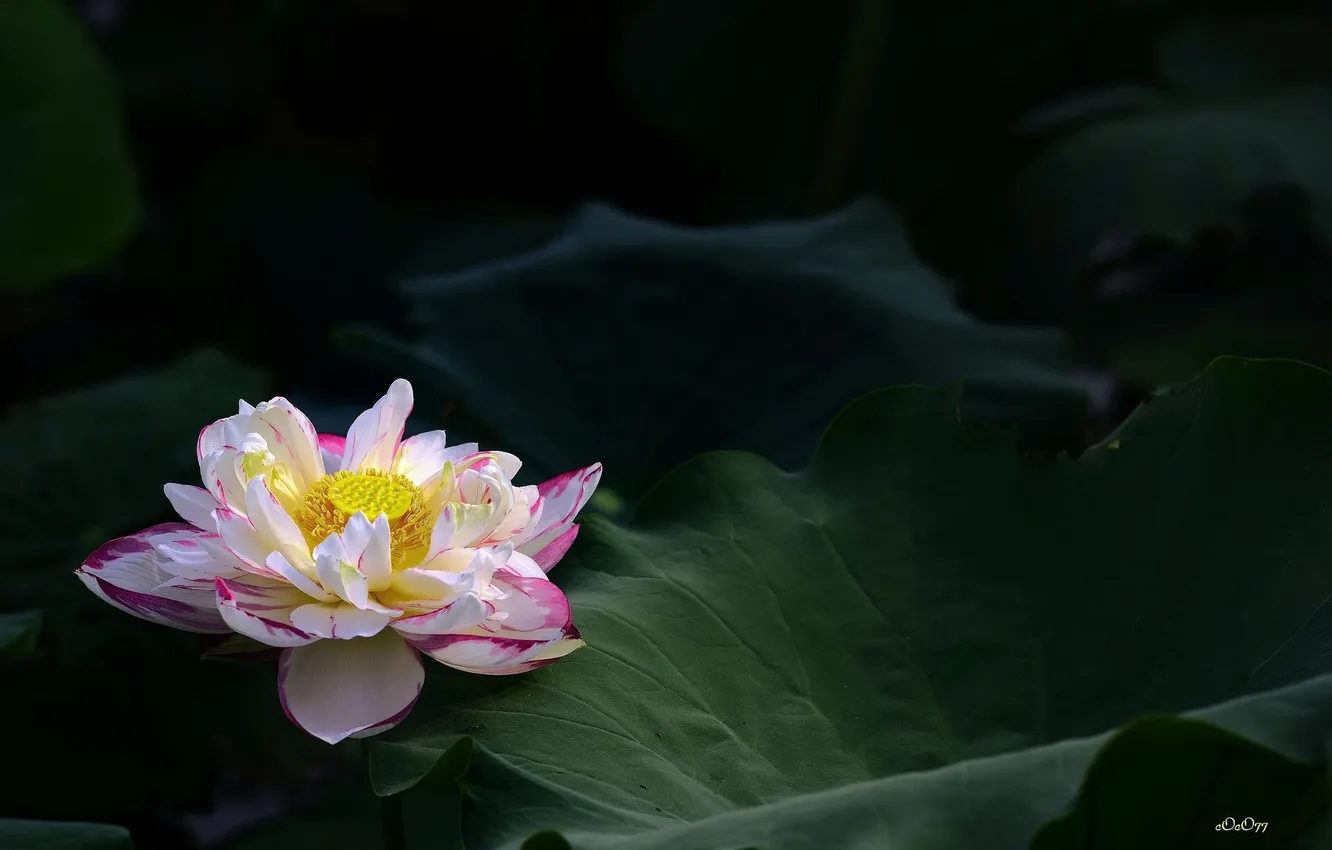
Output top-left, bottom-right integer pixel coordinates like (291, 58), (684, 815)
(1, 0), (1330, 847)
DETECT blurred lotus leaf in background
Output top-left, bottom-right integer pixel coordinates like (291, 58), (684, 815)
(0, 0), (139, 294)
(345, 199), (1089, 504)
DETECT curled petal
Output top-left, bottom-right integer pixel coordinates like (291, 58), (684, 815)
(215, 576), (318, 647)
(391, 593), (489, 635)
(404, 625), (584, 675)
(155, 531), (245, 583)
(76, 524), (230, 633)
(290, 602), (393, 640)
(278, 630), (424, 744)
(163, 483), (221, 530)
(517, 463), (602, 570)
(318, 433), (346, 474)
(197, 408), (254, 463)
(201, 448), (248, 513)
(251, 398), (324, 488)
(265, 552), (337, 603)
(490, 571), (573, 632)
(342, 379), (413, 474)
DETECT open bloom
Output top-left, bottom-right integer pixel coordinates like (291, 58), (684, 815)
(76, 379), (601, 743)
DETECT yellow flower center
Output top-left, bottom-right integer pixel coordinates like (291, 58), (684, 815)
(327, 472), (414, 520)
(294, 470), (434, 569)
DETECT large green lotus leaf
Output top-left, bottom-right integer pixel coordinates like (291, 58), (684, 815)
(0, 820), (133, 850)
(368, 199), (1086, 502)
(0, 0), (140, 293)
(371, 357), (1332, 849)
(1005, 87), (1332, 325)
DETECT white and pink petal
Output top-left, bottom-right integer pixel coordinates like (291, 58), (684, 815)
(76, 523), (230, 633)
(251, 398), (324, 487)
(517, 463), (602, 568)
(390, 593), (489, 635)
(318, 433), (346, 474)
(489, 571), (573, 631)
(289, 602), (394, 640)
(163, 483), (221, 530)
(342, 379), (413, 474)
(391, 430), (453, 486)
(404, 625), (584, 675)
(215, 576), (318, 647)
(278, 630), (424, 744)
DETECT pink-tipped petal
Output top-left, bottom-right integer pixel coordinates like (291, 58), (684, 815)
(529, 525), (580, 573)
(342, 379), (413, 474)
(278, 629), (424, 744)
(265, 552), (337, 602)
(290, 602), (393, 640)
(213, 508), (280, 576)
(391, 593), (489, 635)
(244, 476), (311, 568)
(391, 430), (453, 485)
(198, 410), (252, 463)
(155, 531), (246, 583)
(404, 625), (584, 676)
(516, 463), (602, 567)
(251, 398), (324, 486)
(200, 448), (248, 512)
(318, 433), (346, 474)
(215, 576), (319, 647)
(76, 524), (230, 633)
(163, 483), (221, 530)
(490, 572), (573, 631)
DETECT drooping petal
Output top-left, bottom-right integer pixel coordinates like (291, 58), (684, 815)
(278, 629), (424, 744)
(215, 576), (319, 647)
(342, 379), (413, 474)
(76, 524), (230, 633)
(517, 463), (602, 567)
(290, 602), (393, 640)
(318, 433), (346, 474)
(163, 483), (221, 530)
(404, 624), (584, 675)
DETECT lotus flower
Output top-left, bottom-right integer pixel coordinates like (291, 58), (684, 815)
(76, 380), (601, 743)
